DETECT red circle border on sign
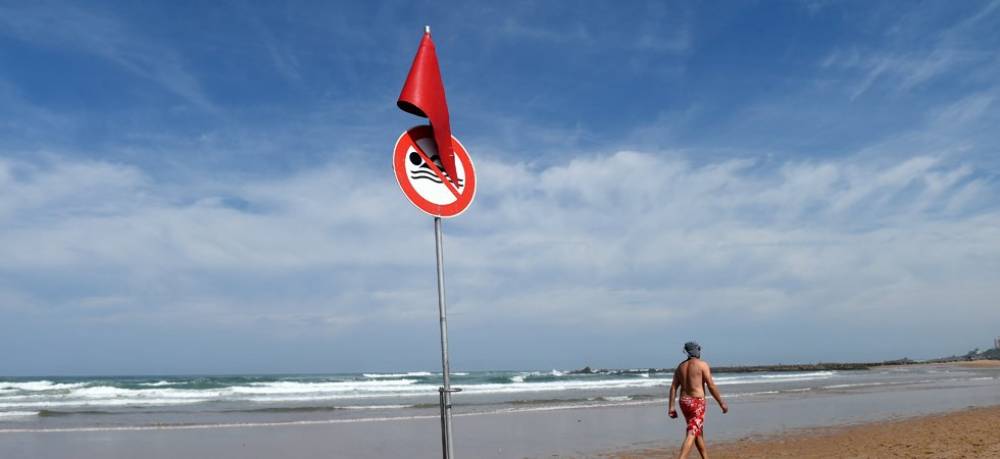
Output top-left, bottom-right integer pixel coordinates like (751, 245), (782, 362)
(393, 125), (477, 218)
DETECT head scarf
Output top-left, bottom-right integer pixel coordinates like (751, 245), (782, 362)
(684, 341), (701, 359)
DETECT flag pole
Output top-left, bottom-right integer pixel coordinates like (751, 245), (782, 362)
(434, 216), (457, 459)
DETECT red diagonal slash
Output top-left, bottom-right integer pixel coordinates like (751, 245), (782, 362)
(410, 137), (461, 200)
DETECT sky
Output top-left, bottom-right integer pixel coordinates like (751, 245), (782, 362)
(1, 1), (998, 375)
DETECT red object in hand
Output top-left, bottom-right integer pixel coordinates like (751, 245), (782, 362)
(397, 29), (457, 186)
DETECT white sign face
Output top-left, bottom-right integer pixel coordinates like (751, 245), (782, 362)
(403, 137), (468, 206)
(393, 125), (476, 218)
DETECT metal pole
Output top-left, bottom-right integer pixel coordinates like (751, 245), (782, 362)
(434, 216), (456, 459)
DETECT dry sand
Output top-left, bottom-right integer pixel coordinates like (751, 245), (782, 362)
(607, 405), (1000, 459)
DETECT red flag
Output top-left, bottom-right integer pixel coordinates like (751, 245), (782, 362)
(397, 28), (458, 186)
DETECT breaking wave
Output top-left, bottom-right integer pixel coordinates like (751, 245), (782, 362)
(0, 370), (840, 412)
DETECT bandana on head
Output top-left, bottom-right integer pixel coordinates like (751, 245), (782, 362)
(684, 341), (701, 358)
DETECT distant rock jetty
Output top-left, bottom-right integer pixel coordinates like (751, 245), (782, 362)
(570, 351), (1000, 376)
(568, 362), (881, 376)
(569, 344), (1000, 376)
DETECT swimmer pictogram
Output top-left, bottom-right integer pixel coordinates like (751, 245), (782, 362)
(408, 151), (464, 186)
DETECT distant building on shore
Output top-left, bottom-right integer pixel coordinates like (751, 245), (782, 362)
(995, 336), (1000, 350)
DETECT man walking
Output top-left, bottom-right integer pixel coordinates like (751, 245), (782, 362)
(668, 342), (728, 459)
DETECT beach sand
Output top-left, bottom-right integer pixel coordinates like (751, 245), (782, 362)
(950, 360), (1000, 369)
(608, 405), (1000, 459)
(877, 360), (1000, 370)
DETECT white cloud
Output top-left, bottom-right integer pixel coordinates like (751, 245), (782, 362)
(1, 148), (996, 349)
(821, 3), (1000, 100)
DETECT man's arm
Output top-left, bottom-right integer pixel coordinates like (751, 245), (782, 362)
(668, 367), (680, 418)
(703, 364), (728, 414)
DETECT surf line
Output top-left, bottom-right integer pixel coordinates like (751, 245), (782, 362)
(0, 399), (670, 434)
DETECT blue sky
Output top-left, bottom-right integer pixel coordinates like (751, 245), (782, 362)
(1, 1), (998, 375)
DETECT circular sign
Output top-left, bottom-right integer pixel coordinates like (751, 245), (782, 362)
(393, 125), (477, 218)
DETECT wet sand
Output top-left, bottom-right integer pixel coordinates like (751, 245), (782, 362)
(609, 405), (1000, 459)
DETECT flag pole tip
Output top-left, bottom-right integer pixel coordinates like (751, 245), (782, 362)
(424, 25), (431, 34)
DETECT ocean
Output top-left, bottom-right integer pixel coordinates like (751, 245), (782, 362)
(1, 365), (998, 433)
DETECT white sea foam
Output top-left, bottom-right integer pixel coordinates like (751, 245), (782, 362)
(229, 380), (422, 395)
(72, 386), (216, 399)
(0, 411), (39, 418)
(2, 376), (653, 407)
(0, 381), (87, 392)
(728, 390), (780, 398)
(508, 370), (564, 382)
(0, 380), (444, 408)
(0, 370), (848, 410)
(0, 394), (59, 402)
(341, 404), (414, 410)
(0, 401), (670, 434)
(0, 385), (224, 409)
(756, 372), (836, 379)
(0, 398), (209, 409)
(243, 391), (432, 402)
(822, 382), (885, 389)
(476, 371), (834, 396)
(362, 372), (432, 378)
(714, 371), (835, 385)
(460, 377), (673, 395)
(138, 381), (175, 387)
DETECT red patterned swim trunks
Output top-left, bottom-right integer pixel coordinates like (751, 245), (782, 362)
(679, 395), (706, 436)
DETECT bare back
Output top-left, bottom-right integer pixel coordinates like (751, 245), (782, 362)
(668, 352), (728, 458)
(675, 358), (708, 398)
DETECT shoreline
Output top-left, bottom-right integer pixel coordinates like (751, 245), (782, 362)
(607, 404), (1000, 458)
(2, 364), (997, 458)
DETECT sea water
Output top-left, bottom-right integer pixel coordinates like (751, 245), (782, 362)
(0, 365), (997, 432)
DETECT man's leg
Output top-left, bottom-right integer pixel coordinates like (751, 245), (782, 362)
(676, 432), (697, 459)
(694, 434), (708, 459)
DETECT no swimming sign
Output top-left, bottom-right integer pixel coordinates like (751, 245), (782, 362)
(392, 26), (470, 459)
(392, 125), (476, 218)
